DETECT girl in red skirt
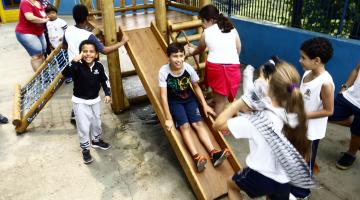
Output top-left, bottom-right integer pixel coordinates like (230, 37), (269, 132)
(189, 4), (241, 115)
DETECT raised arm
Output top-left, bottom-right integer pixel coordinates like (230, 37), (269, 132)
(214, 98), (251, 131)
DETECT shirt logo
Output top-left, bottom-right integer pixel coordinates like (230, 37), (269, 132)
(304, 89), (311, 97)
(93, 69), (99, 75)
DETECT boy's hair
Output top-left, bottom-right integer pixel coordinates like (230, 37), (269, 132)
(199, 4), (234, 33)
(269, 61), (309, 157)
(45, 4), (57, 14)
(79, 40), (99, 61)
(300, 37), (333, 64)
(167, 43), (185, 56)
(72, 4), (89, 24)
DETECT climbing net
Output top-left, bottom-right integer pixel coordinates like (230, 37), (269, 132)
(20, 50), (69, 113)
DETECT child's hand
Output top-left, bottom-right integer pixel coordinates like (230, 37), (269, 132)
(104, 96), (112, 104)
(121, 35), (129, 43)
(185, 45), (196, 57)
(73, 52), (83, 62)
(203, 104), (216, 118)
(165, 119), (174, 131)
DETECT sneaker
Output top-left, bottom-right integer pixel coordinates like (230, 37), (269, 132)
(336, 152), (356, 170)
(211, 149), (230, 167)
(82, 149), (93, 164)
(0, 114), (8, 124)
(194, 155), (207, 172)
(70, 110), (76, 125)
(312, 162), (320, 174)
(92, 139), (111, 150)
(65, 77), (73, 84)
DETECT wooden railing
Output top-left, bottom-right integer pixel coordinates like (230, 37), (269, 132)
(86, 0), (205, 16)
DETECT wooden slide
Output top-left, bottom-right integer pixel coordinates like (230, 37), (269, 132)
(120, 22), (242, 200)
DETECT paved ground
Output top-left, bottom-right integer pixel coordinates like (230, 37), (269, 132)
(0, 16), (359, 200)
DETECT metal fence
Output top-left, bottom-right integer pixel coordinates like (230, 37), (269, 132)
(212, 0), (360, 39)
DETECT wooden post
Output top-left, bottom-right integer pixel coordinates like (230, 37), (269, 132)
(102, 0), (129, 113)
(53, 0), (60, 9)
(96, 0), (102, 12)
(154, 0), (167, 42)
(199, 0), (211, 8)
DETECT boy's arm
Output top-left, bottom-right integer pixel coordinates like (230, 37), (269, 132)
(307, 82), (334, 119)
(192, 82), (215, 117)
(160, 87), (174, 131)
(100, 35), (129, 55)
(214, 99), (250, 131)
(340, 62), (360, 93)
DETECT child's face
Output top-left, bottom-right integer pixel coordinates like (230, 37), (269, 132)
(46, 11), (57, 21)
(299, 50), (320, 71)
(169, 51), (185, 70)
(81, 44), (98, 65)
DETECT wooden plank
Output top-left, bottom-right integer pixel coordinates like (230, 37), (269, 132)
(120, 24), (242, 200)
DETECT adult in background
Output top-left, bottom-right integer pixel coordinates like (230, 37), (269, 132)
(15, 0), (48, 72)
(188, 4), (241, 116)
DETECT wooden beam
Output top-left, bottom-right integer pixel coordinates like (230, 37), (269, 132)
(89, 4), (154, 16)
(169, 19), (202, 32)
(12, 84), (21, 127)
(154, 0), (167, 42)
(199, 0), (211, 8)
(102, 0), (129, 113)
(168, 1), (200, 12)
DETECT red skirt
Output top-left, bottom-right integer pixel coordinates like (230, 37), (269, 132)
(205, 61), (241, 102)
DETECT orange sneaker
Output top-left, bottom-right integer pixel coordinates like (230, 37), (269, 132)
(312, 162), (320, 174)
(211, 149), (230, 167)
(194, 155), (207, 172)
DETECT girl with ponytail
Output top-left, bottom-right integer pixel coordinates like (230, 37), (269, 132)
(188, 4), (241, 116)
(214, 60), (314, 200)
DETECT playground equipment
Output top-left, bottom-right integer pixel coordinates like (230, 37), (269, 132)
(13, 45), (69, 133)
(0, 0), (19, 23)
(120, 21), (241, 200)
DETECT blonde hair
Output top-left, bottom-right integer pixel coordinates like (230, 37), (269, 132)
(269, 61), (309, 157)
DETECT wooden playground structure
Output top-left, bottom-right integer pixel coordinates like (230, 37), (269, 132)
(13, 0), (242, 199)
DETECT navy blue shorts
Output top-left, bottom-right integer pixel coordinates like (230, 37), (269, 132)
(169, 99), (202, 127)
(232, 168), (290, 200)
(329, 94), (360, 136)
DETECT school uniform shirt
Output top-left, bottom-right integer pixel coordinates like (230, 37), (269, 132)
(63, 25), (105, 61)
(204, 23), (240, 64)
(343, 70), (360, 108)
(16, 0), (46, 36)
(62, 60), (111, 105)
(300, 70), (334, 140)
(227, 108), (290, 184)
(46, 18), (67, 48)
(159, 62), (199, 103)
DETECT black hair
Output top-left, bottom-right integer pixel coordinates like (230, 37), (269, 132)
(167, 43), (185, 56)
(72, 4), (89, 24)
(260, 55), (281, 79)
(300, 37), (333, 64)
(199, 4), (234, 33)
(45, 4), (57, 14)
(79, 40), (99, 61)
